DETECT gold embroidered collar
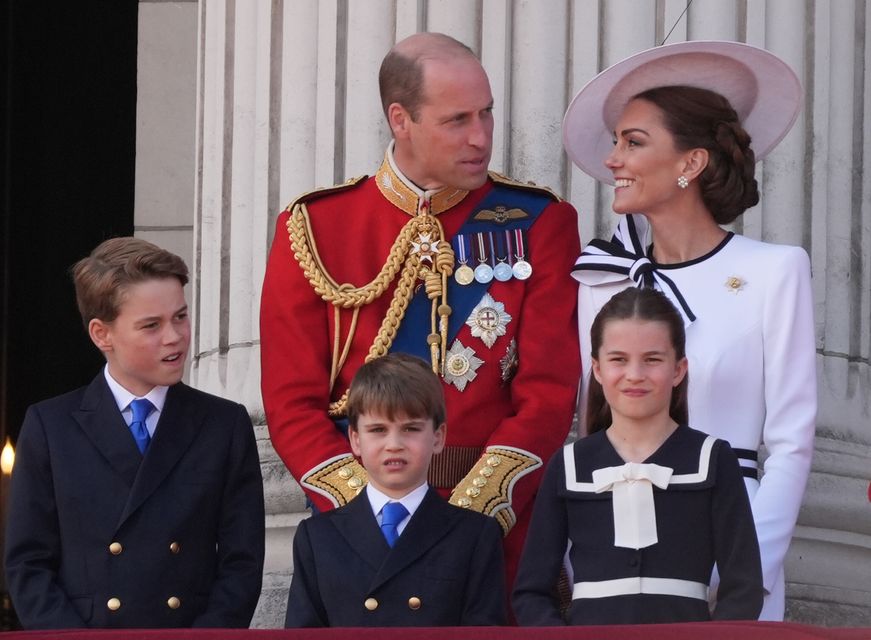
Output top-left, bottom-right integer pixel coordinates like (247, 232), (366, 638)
(375, 143), (469, 216)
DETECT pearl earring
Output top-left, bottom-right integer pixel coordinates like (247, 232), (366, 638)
(677, 175), (689, 189)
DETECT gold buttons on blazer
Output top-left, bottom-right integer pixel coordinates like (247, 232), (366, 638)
(108, 542), (123, 555)
(107, 598), (121, 611)
(169, 541), (180, 554)
(408, 596), (422, 610)
(167, 596), (181, 609)
(364, 597), (378, 611)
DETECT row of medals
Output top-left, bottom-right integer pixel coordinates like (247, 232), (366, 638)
(453, 231), (532, 286)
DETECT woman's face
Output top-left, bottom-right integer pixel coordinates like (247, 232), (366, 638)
(605, 98), (691, 216)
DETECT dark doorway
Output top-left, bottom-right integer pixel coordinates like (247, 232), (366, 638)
(1, 0), (138, 443)
(1, 1), (138, 627)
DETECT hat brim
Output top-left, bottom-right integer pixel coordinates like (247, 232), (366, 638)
(563, 40), (802, 185)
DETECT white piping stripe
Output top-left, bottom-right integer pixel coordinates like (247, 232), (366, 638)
(668, 436), (715, 484)
(572, 577), (708, 601)
(563, 436), (717, 492)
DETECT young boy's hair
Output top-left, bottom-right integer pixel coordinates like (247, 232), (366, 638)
(71, 236), (189, 329)
(347, 353), (446, 430)
(586, 286), (689, 434)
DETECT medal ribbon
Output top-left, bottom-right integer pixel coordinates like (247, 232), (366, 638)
(454, 234), (469, 264)
(514, 228), (527, 262)
(488, 233), (498, 268)
(476, 233), (489, 265)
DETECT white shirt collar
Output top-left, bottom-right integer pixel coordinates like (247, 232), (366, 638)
(103, 365), (168, 429)
(366, 481), (428, 522)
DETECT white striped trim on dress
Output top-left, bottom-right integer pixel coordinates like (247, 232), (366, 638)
(572, 576), (708, 601)
(564, 436), (716, 492)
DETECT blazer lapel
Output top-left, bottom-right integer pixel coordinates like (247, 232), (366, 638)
(368, 488), (457, 592)
(117, 383), (201, 526)
(331, 493), (391, 573)
(73, 374), (142, 488)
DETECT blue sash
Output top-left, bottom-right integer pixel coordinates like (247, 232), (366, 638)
(391, 184), (552, 360)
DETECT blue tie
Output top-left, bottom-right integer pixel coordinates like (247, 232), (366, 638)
(380, 502), (408, 547)
(129, 398), (154, 454)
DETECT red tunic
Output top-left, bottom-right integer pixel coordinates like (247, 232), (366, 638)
(260, 159), (580, 585)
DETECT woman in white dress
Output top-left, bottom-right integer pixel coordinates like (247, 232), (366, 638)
(563, 41), (816, 621)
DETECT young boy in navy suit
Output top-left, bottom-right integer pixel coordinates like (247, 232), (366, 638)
(4, 237), (265, 629)
(284, 353), (507, 627)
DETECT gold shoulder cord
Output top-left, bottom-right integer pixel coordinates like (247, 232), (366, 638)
(287, 202), (454, 416)
(488, 171), (563, 202)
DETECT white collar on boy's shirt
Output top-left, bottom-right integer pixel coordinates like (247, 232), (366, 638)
(103, 365), (168, 437)
(366, 482), (429, 537)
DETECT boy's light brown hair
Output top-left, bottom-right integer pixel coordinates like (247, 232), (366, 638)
(71, 236), (189, 329)
(347, 353), (446, 430)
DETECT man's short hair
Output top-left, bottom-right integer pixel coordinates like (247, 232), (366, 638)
(378, 32), (475, 121)
(347, 353), (446, 429)
(71, 236), (189, 328)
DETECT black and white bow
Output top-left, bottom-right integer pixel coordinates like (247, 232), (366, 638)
(572, 214), (696, 325)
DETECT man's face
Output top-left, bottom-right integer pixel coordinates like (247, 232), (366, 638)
(391, 56), (494, 191)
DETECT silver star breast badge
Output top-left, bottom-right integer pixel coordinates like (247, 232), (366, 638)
(466, 293), (512, 348)
(444, 340), (484, 391)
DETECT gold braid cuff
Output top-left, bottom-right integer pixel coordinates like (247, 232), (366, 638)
(300, 455), (368, 507)
(449, 447), (542, 536)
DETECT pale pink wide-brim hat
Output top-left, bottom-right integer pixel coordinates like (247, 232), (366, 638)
(563, 40), (802, 185)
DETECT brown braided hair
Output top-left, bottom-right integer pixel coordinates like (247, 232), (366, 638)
(634, 85), (760, 224)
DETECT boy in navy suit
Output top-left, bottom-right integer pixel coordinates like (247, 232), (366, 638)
(4, 237), (265, 629)
(284, 353), (506, 627)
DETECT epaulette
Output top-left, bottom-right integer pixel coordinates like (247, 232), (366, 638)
(283, 175), (368, 211)
(488, 171), (563, 202)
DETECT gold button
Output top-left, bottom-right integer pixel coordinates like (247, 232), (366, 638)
(169, 542), (180, 554)
(479, 466), (494, 477)
(465, 487), (481, 498)
(364, 597), (378, 611)
(408, 596), (421, 610)
(457, 497), (472, 508)
(167, 596), (181, 609)
(487, 455), (501, 467)
(348, 476), (363, 489)
(107, 598), (121, 611)
(108, 542), (123, 555)
(338, 467), (353, 479)
(472, 477), (487, 488)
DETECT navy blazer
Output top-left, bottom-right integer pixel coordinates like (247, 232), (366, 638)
(285, 486), (507, 627)
(4, 373), (265, 629)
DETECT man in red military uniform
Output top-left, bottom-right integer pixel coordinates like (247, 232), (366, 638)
(260, 32), (580, 589)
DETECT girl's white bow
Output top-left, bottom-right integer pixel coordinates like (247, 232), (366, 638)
(592, 462), (673, 549)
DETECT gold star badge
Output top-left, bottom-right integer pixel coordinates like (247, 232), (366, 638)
(725, 276), (745, 293)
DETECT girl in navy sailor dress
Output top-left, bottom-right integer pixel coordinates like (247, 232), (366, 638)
(513, 288), (762, 625)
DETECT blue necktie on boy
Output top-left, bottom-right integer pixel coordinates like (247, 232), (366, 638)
(129, 398), (154, 454)
(380, 502), (408, 547)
